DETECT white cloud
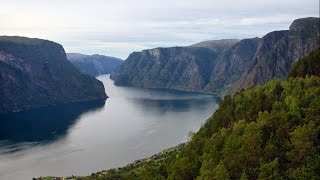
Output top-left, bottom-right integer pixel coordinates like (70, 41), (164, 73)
(238, 15), (305, 26)
(0, 0), (319, 59)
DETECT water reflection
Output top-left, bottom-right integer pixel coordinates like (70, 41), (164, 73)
(131, 98), (214, 114)
(0, 75), (219, 180)
(0, 100), (105, 145)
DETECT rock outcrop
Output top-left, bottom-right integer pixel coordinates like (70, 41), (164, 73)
(111, 46), (223, 92)
(111, 17), (319, 96)
(236, 17), (320, 91)
(204, 37), (261, 95)
(0, 36), (107, 113)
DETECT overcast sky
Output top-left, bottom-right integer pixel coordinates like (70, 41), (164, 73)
(1, 0), (319, 59)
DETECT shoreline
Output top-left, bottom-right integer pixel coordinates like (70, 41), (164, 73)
(34, 142), (187, 180)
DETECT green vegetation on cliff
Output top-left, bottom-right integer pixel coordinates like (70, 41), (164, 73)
(75, 76), (319, 180)
(289, 49), (320, 78)
(44, 41), (320, 180)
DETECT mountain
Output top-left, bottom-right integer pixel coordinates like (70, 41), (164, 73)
(44, 47), (320, 180)
(289, 48), (320, 78)
(203, 37), (261, 95)
(110, 40), (238, 93)
(189, 39), (239, 51)
(67, 53), (123, 77)
(111, 17), (319, 96)
(111, 46), (221, 91)
(0, 36), (107, 114)
(236, 17), (320, 91)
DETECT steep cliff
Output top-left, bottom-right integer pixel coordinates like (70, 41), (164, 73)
(236, 17), (320, 91)
(111, 40), (238, 92)
(67, 53), (123, 77)
(111, 17), (319, 96)
(111, 46), (222, 91)
(289, 48), (320, 78)
(0, 36), (107, 113)
(204, 37), (261, 95)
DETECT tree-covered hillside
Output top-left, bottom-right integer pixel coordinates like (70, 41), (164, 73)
(289, 48), (320, 78)
(39, 43), (320, 180)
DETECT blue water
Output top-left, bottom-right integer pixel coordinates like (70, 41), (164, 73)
(0, 75), (219, 180)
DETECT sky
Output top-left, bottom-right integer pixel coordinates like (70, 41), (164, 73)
(1, 0), (319, 59)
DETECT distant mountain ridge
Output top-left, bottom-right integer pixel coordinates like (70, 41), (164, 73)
(189, 39), (240, 51)
(67, 53), (123, 77)
(111, 46), (229, 92)
(0, 36), (107, 113)
(111, 17), (320, 96)
(203, 37), (261, 95)
(235, 17), (320, 91)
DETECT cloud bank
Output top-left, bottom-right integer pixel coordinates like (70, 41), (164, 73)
(0, 0), (319, 59)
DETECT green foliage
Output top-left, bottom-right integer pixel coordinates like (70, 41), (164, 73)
(44, 54), (320, 180)
(62, 75), (319, 180)
(258, 158), (280, 180)
(289, 48), (320, 78)
(211, 162), (230, 180)
(239, 172), (248, 180)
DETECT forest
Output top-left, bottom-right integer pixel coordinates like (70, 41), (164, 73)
(42, 49), (320, 180)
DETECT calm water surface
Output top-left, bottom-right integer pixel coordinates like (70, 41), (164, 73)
(0, 75), (220, 180)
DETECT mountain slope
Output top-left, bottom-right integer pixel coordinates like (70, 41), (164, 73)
(111, 17), (319, 96)
(0, 36), (107, 113)
(67, 53), (123, 77)
(289, 48), (320, 78)
(204, 37), (261, 95)
(236, 17), (320, 91)
(111, 46), (223, 91)
(111, 40), (238, 93)
(189, 39), (239, 51)
(47, 46), (320, 180)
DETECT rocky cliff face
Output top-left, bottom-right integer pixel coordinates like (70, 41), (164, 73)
(67, 53), (123, 77)
(289, 48), (320, 78)
(111, 46), (222, 91)
(111, 17), (319, 96)
(203, 37), (261, 95)
(0, 36), (107, 113)
(109, 38), (259, 95)
(236, 17), (320, 91)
